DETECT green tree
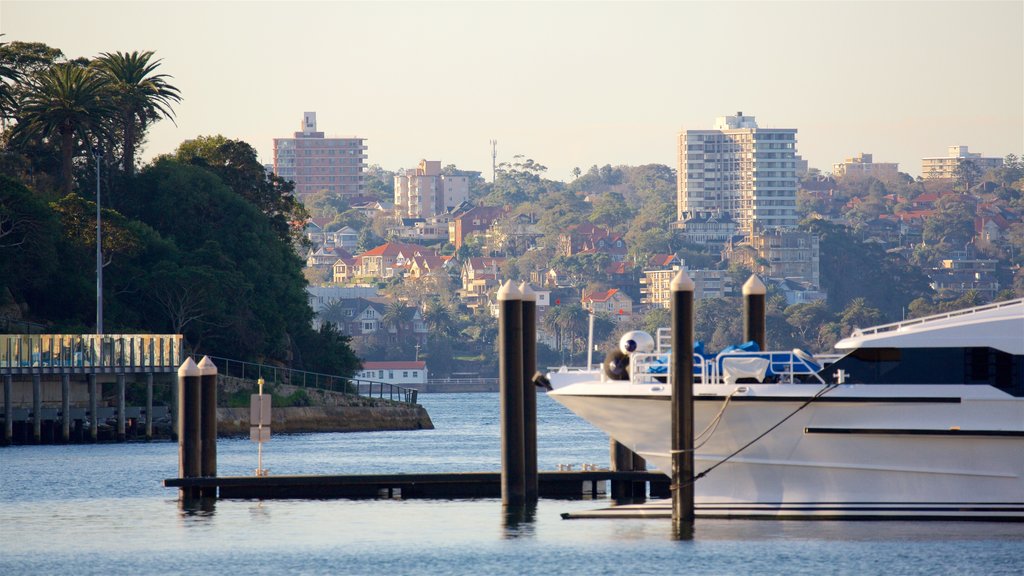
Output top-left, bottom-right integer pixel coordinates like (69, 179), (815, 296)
(94, 50), (181, 176)
(10, 62), (114, 194)
(173, 135), (307, 243)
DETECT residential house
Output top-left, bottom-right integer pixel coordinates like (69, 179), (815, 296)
(355, 242), (439, 280)
(449, 204), (506, 250)
(460, 257), (505, 310)
(307, 245), (353, 269)
(559, 223), (628, 261)
(678, 211), (738, 247)
(581, 288), (633, 321)
(356, 361), (428, 387)
(320, 297), (427, 346)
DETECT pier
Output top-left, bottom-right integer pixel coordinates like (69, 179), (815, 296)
(164, 470), (670, 500)
(1, 333), (183, 444)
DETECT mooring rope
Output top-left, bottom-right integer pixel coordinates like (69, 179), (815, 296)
(670, 383), (839, 491)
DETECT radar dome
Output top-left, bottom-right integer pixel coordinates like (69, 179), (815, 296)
(619, 331), (655, 354)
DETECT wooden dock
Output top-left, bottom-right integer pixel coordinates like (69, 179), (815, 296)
(165, 470), (670, 500)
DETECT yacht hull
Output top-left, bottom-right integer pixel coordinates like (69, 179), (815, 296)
(550, 381), (1024, 520)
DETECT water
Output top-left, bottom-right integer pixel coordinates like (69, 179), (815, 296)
(1, 393), (1021, 575)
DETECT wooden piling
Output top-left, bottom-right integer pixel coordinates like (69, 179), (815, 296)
(520, 281), (539, 502)
(3, 374), (11, 446)
(610, 439), (635, 500)
(88, 374), (98, 443)
(178, 358), (202, 500)
(670, 269), (696, 530)
(145, 372), (154, 441)
(498, 280), (525, 507)
(32, 373), (41, 444)
(116, 373), (126, 442)
(742, 274), (767, 350)
(61, 374), (71, 443)
(198, 356), (218, 498)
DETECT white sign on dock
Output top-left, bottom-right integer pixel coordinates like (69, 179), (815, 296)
(251, 378), (271, 476)
(250, 426), (270, 442)
(250, 394), (272, 426)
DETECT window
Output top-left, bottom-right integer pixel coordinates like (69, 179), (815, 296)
(403, 371), (408, 377)
(378, 370), (384, 378)
(412, 371), (418, 378)
(388, 371), (394, 379)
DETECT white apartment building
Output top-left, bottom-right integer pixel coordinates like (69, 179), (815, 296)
(678, 112), (799, 237)
(394, 160), (470, 217)
(833, 153), (899, 179)
(921, 146), (1002, 180)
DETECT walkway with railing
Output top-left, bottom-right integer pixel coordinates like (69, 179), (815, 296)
(1, 334), (184, 375)
(193, 355), (419, 404)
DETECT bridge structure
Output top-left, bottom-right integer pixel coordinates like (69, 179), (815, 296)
(1, 333), (419, 445)
(1, 333), (184, 444)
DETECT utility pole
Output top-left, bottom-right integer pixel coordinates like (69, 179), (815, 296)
(490, 139), (497, 184)
(94, 146), (103, 335)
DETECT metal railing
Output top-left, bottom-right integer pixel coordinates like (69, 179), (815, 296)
(852, 297), (1023, 337)
(0, 334), (184, 374)
(193, 355), (419, 405)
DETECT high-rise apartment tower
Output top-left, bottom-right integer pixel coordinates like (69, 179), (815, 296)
(273, 112), (367, 201)
(677, 112), (799, 236)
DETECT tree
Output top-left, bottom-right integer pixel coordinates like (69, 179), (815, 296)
(94, 50), (181, 176)
(0, 36), (22, 121)
(173, 135), (307, 243)
(10, 63), (113, 194)
(954, 159), (982, 194)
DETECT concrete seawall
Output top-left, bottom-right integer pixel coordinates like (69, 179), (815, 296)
(217, 404), (433, 436)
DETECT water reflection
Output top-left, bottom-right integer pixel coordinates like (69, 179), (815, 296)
(178, 495), (217, 518)
(501, 502), (537, 539)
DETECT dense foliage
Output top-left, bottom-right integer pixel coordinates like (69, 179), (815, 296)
(0, 40), (359, 376)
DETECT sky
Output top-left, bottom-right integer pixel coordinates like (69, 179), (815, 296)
(2, 1), (1022, 181)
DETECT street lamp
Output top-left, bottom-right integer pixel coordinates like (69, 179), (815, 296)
(93, 146), (103, 335)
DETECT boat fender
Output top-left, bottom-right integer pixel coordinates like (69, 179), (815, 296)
(532, 371), (552, 391)
(603, 349), (630, 380)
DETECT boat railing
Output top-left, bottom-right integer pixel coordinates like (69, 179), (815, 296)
(852, 297), (1023, 337)
(629, 349), (825, 386)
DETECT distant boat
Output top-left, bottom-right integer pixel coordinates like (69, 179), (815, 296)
(547, 298), (1024, 520)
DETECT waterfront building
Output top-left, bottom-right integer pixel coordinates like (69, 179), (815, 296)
(394, 160), (470, 218)
(921, 146), (1002, 180)
(677, 112), (799, 237)
(832, 153), (899, 179)
(356, 361), (428, 387)
(273, 112), (367, 202)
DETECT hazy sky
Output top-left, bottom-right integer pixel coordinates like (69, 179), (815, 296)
(3, 1), (1022, 180)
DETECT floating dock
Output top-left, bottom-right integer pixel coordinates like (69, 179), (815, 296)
(165, 470), (670, 500)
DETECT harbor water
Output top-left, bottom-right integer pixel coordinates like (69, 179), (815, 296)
(1, 392), (1021, 575)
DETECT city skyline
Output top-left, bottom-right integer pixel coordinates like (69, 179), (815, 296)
(3, 1), (1021, 180)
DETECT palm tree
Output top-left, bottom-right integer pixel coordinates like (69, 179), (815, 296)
(0, 36), (22, 121)
(381, 301), (407, 342)
(12, 62), (113, 194)
(94, 51), (181, 176)
(423, 299), (458, 339)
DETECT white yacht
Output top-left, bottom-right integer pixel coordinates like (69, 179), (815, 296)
(546, 298), (1024, 520)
